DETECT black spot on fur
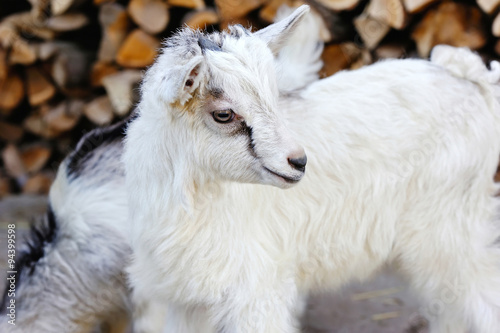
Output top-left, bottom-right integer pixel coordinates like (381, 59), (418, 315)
(0, 205), (58, 313)
(239, 122), (257, 158)
(209, 87), (224, 99)
(283, 14), (300, 32)
(66, 116), (133, 178)
(198, 36), (222, 53)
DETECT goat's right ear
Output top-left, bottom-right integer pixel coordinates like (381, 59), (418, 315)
(254, 5), (310, 56)
(160, 56), (205, 106)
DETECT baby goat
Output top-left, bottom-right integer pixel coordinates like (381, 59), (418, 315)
(125, 5), (500, 333)
(0, 8), (325, 332)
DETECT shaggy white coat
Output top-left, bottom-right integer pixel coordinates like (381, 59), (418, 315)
(0, 136), (131, 333)
(0, 8), (325, 332)
(125, 6), (500, 333)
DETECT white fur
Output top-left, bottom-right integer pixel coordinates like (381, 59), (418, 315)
(0, 8), (326, 332)
(0, 130), (132, 333)
(125, 6), (500, 333)
(274, 5), (324, 93)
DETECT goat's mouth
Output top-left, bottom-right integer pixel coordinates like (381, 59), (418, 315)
(263, 167), (302, 184)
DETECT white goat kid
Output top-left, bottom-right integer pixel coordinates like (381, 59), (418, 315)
(125, 6), (500, 333)
(0, 9), (324, 332)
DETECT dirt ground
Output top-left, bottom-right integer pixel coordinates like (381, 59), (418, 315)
(0, 195), (429, 332)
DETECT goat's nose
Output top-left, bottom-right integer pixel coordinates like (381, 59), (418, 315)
(288, 154), (307, 172)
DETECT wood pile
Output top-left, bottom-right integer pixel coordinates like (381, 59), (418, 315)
(0, 0), (499, 197)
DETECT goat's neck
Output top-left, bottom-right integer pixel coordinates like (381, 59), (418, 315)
(137, 108), (229, 222)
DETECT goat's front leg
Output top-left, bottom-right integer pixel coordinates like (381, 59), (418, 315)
(215, 285), (302, 333)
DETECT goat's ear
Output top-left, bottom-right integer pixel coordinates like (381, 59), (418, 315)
(160, 56), (204, 105)
(254, 5), (310, 56)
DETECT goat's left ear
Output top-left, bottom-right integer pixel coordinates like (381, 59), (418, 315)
(254, 5), (310, 56)
(161, 55), (205, 105)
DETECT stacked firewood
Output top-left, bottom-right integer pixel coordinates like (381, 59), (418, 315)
(0, 0), (498, 197)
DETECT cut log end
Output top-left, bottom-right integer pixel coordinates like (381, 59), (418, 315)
(116, 29), (160, 68)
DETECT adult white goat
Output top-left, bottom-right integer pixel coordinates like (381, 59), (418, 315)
(125, 5), (500, 333)
(0, 8), (325, 332)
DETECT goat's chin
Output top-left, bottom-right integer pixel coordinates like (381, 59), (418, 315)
(258, 167), (304, 189)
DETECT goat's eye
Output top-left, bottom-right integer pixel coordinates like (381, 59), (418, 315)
(212, 109), (234, 123)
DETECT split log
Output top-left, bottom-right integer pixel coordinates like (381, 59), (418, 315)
(1, 12), (56, 41)
(349, 49), (372, 70)
(45, 100), (84, 132)
(493, 12), (500, 37)
(354, 13), (390, 49)
(24, 101), (83, 138)
(51, 0), (75, 15)
(51, 44), (90, 89)
(0, 22), (17, 48)
(315, 0), (360, 11)
(375, 44), (406, 59)
(116, 29), (160, 68)
(90, 61), (119, 87)
(495, 40), (500, 56)
(0, 122), (24, 142)
(37, 42), (60, 61)
(26, 66), (56, 106)
(320, 43), (362, 77)
(23, 173), (53, 194)
(168, 0), (205, 9)
(402, 0), (438, 13)
(183, 9), (220, 30)
(98, 3), (130, 62)
(10, 39), (37, 65)
(102, 70), (143, 116)
(128, 0), (169, 34)
(84, 95), (115, 125)
(2, 144), (26, 182)
(477, 0), (500, 14)
(20, 144), (52, 173)
(367, 0), (407, 30)
(0, 71), (24, 114)
(412, 2), (486, 57)
(24, 110), (58, 139)
(215, 0), (266, 20)
(28, 0), (50, 19)
(45, 13), (89, 32)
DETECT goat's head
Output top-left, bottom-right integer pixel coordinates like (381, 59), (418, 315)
(139, 6), (309, 189)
